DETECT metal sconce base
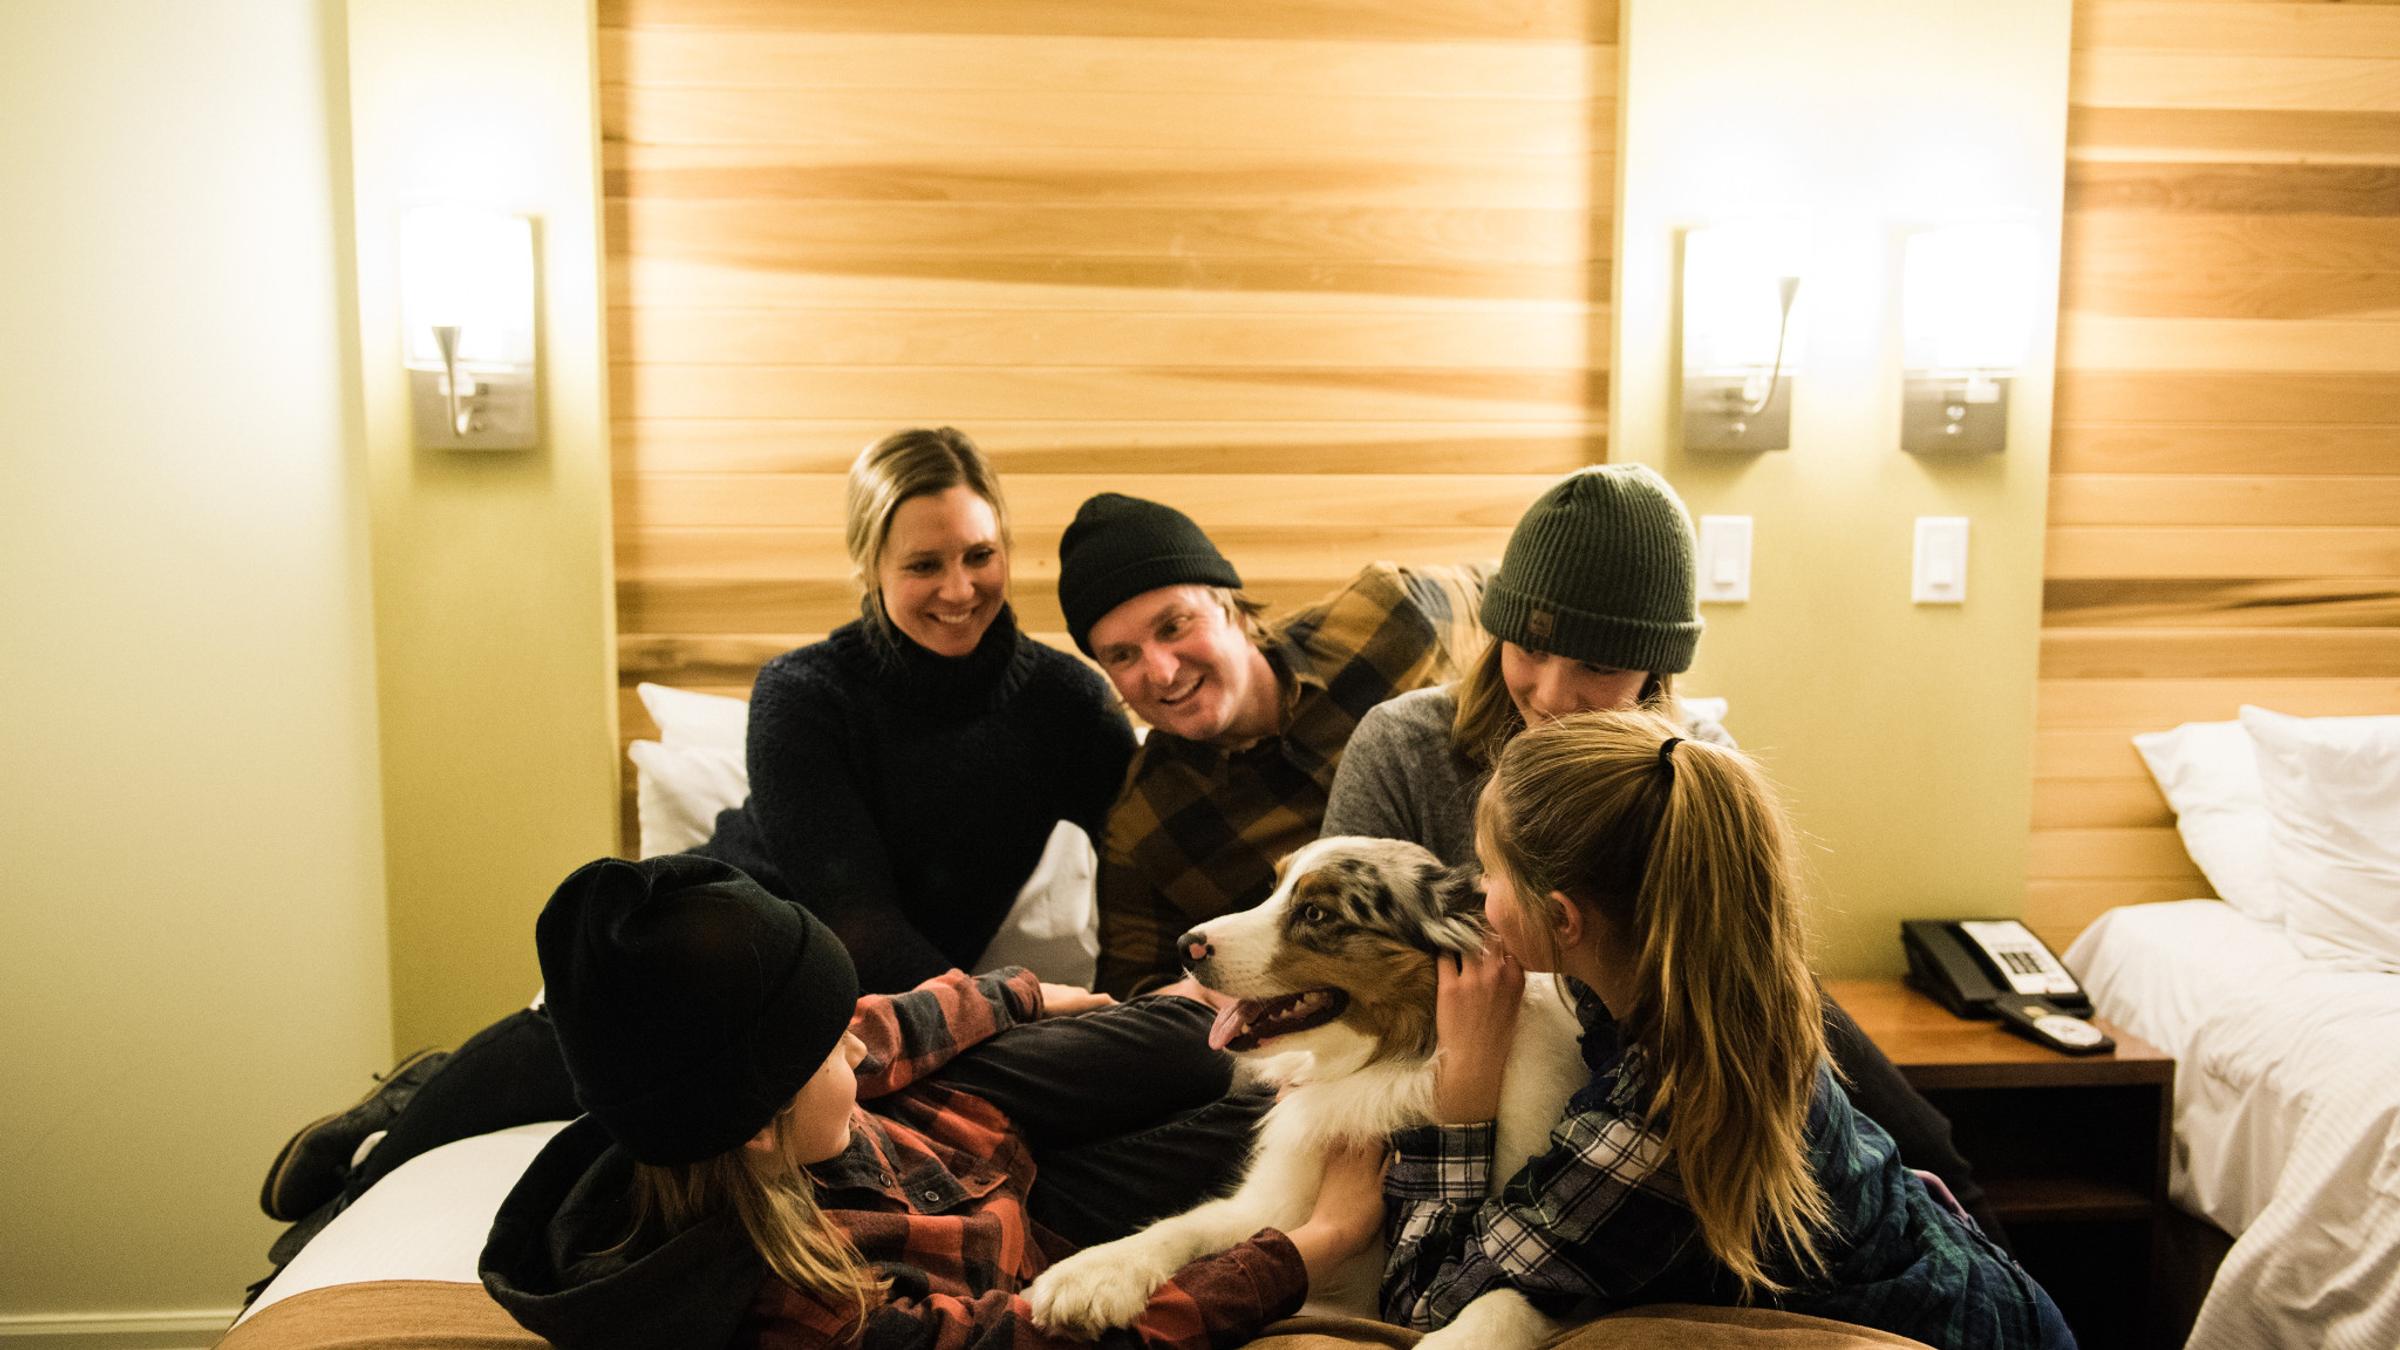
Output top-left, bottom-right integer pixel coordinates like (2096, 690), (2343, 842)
(1902, 377), (2009, 454)
(410, 368), (538, 451)
(1682, 375), (1792, 452)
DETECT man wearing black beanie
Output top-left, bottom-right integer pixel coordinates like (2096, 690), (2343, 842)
(1055, 493), (1491, 997)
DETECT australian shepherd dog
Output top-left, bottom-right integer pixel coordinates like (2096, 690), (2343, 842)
(1026, 835), (1586, 1349)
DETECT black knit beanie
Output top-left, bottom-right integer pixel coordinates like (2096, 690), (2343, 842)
(1479, 465), (1703, 674)
(535, 854), (860, 1166)
(1057, 493), (1243, 656)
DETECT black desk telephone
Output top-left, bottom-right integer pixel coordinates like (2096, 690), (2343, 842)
(1900, 919), (2115, 1056)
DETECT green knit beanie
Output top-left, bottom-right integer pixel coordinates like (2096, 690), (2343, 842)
(1479, 465), (1702, 674)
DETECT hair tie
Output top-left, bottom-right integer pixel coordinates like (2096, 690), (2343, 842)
(1657, 736), (1683, 779)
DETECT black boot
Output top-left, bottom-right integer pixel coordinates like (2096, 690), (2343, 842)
(258, 1048), (450, 1221)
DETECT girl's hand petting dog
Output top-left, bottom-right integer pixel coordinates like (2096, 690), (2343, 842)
(1432, 945), (1523, 1124)
(1037, 983), (1118, 1017)
(1287, 1138), (1389, 1288)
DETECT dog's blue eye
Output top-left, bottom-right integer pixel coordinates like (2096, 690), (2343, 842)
(1301, 904), (1328, 924)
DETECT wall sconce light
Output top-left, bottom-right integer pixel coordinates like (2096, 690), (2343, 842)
(1681, 221), (1806, 452)
(1900, 222), (2038, 455)
(400, 205), (538, 450)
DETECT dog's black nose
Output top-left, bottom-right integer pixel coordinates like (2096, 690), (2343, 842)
(1177, 929), (1213, 966)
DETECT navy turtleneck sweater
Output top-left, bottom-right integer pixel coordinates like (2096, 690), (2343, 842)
(691, 605), (1135, 994)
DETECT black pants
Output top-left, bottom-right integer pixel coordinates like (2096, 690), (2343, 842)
(353, 988), (2001, 1250)
(931, 995), (1271, 1247)
(1823, 992), (2009, 1250)
(343, 1005), (577, 1200)
(347, 994), (1267, 1249)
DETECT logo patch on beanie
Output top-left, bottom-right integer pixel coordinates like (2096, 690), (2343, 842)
(1528, 608), (1555, 641)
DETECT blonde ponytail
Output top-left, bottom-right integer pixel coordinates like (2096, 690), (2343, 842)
(618, 1108), (887, 1338)
(1479, 709), (1831, 1295)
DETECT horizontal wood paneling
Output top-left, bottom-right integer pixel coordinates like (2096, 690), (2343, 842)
(2031, 777), (2176, 830)
(604, 1), (1618, 846)
(2053, 371), (2400, 423)
(2037, 0), (2400, 945)
(2051, 423), (2400, 475)
(2044, 527), (2400, 579)
(603, 30), (1612, 96)
(2036, 677), (2400, 728)
(610, 366), (1606, 422)
(2043, 578), (2400, 628)
(606, 145), (1612, 212)
(613, 310), (1605, 369)
(2077, 2), (2400, 60)
(2065, 162), (2400, 217)
(2047, 475), (2400, 526)
(2074, 52), (2400, 113)
(2062, 268), (2400, 321)
(610, 420), (1606, 475)
(601, 0), (1619, 42)
(610, 255), (1604, 311)
(606, 88), (1612, 154)
(2068, 107), (2400, 165)
(622, 473), (1567, 530)
(2040, 627), (2400, 678)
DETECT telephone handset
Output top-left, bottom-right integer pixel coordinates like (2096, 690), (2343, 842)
(1900, 919), (2114, 1056)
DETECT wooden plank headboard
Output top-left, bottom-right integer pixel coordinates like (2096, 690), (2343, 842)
(598, 0), (1625, 848)
(2029, 0), (2400, 953)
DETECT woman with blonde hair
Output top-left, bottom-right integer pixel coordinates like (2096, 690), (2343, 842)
(1322, 463), (2003, 1244)
(692, 426), (1134, 991)
(257, 428), (1135, 1271)
(482, 854), (1387, 1350)
(1350, 710), (2071, 1347)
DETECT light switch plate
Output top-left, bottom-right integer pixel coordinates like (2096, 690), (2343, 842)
(1913, 516), (1969, 604)
(1698, 515), (1752, 604)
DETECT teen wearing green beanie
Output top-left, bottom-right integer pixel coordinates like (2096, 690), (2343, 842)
(1321, 464), (2010, 1248)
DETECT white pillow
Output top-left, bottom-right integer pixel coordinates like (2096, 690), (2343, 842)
(636, 681), (747, 752)
(973, 820), (1100, 986)
(2240, 705), (2400, 972)
(629, 738), (747, 859)
(1677, 695), (1729, 728)
(2132, 719), (2280, 920)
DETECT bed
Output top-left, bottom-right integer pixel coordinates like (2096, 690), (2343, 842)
(216, 1125), (1929, 1349)
(2058, 707), (2400, 1350)
(216, 684), (1925, 1350)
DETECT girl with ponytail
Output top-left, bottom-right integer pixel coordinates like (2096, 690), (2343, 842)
(1369, 709), (2074, 1348)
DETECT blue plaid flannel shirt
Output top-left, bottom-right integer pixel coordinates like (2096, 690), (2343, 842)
(1380, 986), (2074, 1350)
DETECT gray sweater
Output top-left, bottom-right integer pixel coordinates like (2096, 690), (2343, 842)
(1319, 685), (1734, 866)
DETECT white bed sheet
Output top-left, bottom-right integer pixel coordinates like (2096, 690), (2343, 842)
(2067, 900), (2400, 1350)
(233, 1120), (568, 1328)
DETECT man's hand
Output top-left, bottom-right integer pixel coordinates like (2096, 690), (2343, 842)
(1431, 946), (1523, 1124)
(1038, 983), (1118, 1017)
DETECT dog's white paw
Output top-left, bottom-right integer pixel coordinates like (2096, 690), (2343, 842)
(1416, 1288), (1557, 1350)
(1024, 1243), (1174, 1335)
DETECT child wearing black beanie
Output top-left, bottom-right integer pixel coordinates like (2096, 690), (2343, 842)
(480, 854), (1388, 1350)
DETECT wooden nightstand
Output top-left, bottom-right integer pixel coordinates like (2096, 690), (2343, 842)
(1824, 979), (2177, 1350)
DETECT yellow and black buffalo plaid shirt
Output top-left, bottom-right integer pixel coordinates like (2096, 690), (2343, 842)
(1095, 562), (1491, 997)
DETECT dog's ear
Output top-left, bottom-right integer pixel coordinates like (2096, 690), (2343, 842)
(1414, 862), (1488, 955)
(1433, 863), (1484, 916)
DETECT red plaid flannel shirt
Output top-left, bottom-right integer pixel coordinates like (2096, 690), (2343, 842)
(739, 969), (1305, 1349)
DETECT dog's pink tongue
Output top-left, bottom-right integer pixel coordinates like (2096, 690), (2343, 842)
(1207, 999), (1250, 1051)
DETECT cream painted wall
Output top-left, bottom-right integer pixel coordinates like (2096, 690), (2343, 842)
(1613, 0), (2072, 975)
(343, 0), (620, 1052)
(0, 0), (391, 1328)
